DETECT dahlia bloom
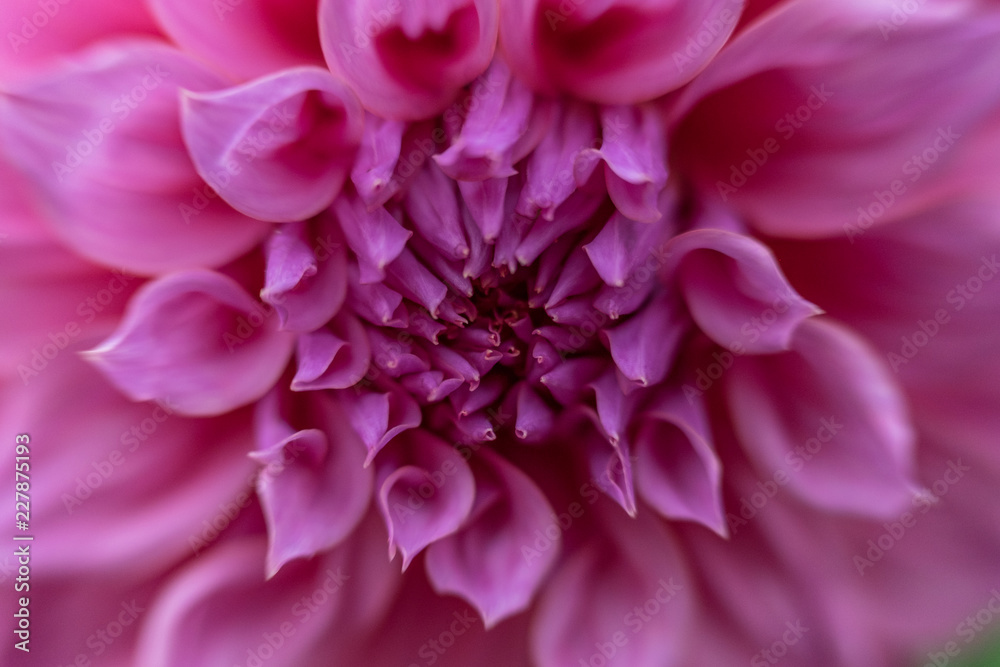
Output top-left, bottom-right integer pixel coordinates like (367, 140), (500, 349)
(3, 0), (1000, 666)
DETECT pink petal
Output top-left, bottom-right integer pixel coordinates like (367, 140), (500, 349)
(375, 430), (476, 569)
(665, 228), (821, 353)
(332, 193), (412, 283)
(320, 0), (499, 119)
(337, 385), (423, 465)
(0, 41), (269, 275)
(351, 114), (407, 207)
(634, 388), (727, 535)
(726, 318), (920, 518)
(435, 58), (550, 180)
(261, 216), (348, 332)
(251, 389), (372, 576)
(425, 447), (560, 628)
(531, 500), (693, 667)
(501, 0), (744, 103)
(148, 0), (325, 81)
(602, 292), (685, 387)
(291, 310), (372, 390)
(182, 66), (364, 222)
(0, 351), (255, 576)
(670, 0), (1000, 237)
(85, 270), (295, 416)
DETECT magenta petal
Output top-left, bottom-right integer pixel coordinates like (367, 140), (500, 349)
(85, 270), (295, 416)
(291, 311), (371, 390)
(517, 101), (597, 220)
(351, 114), (407, 208)
(425, 447), (559, 628)
(726, 318), (919, 518)
(584, 209), (672, 287)
(602, 292), (685, 387)
(149, 0), (325, 81)
(320, 0), (499, 119)
(261, 216), (347, 332)
(634, 389), (726, 535)
(182, 67), (364, 222)
(531, 502), (693, 667)
(502, 0), (744, 104)
(251, 390), (372, 576)
(0, 41), (269, 275)
(435, 59), (546, 180)
(666, 229), (821, 353)
(376, 430), (476, 569)
(332, 193), (412, 283)
(338, 386), (423, 465)
(586, 104), (669, 223)
(405, 161), (470, 260)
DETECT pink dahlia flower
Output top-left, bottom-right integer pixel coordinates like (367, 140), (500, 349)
(3, 0), (1000, 665)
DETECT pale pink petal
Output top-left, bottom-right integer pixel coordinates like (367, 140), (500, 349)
(320, 0), (499, 119)
(251, 389), (372, 576)
(149, 0), (325, 80)
(501, 0), (744, 103)
(0, 41), (270, 275)
(425, 448), (560, 628)
(375, 430), (476, 569)
(664, 228), (821, 353)
(85, 270), (295, 416)
(182, 67), (364, 222)
(726, 318), (920, 518)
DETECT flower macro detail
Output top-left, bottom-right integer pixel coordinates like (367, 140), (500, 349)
(3, 0), (1000, 666)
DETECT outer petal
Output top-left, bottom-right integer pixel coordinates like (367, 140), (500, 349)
(85, 270), (295, 416)
(425, 447), (560, 627)
(633, 388), (726, 535)
(320, 0), (499, 119)
(0, 41), (269, 275)
(664, 228), (821, 353)
(148, 0), (325, 80)
(261, 216), (348, 332)
(531, 499), (694, 667)
(726, 318), (920, 518)
(252, 389), (372, 576)
(135, 516), (398, 667)
(375, 430), (476, 569)
(501, 0), (744, 103)
(0, 352), (256, 577)
(670, 0), (1000, 237)
(0, 0), (160, 77)
(182, 67), (364, 222)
